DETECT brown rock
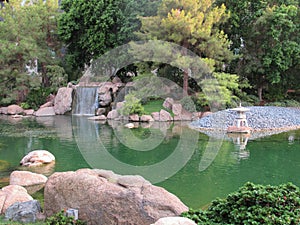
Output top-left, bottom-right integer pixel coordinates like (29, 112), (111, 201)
(40, 101), (53, 109)
(95, 108), (106, 116)
(44, 169), (188, 225)
(173, 111), (193, 121)
(200, 111), (213, 118)
(172, 103), (182, 116)
(140, 115), (154, 122)
(129, 114), (139, 122)
(7, 105), (24, 115)
(112, 76), (122, 84)
(10, 171), (47, 187)
(151, 112), (160, 121)
(34, 107), (55, 117)
(107, 110), (119, 120)
(87, 115), (107, 121)
(0, 107), (8, 114)
(98, 92), (112, 107)
(0, 185), (33, 214)
(163, 98), (174, 110)
(54, 87), (73, 115)
(23, 109), (34, 116)
(159, 109), (173, 121)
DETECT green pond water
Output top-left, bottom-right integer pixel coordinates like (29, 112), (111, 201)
(0, 115), (300, 209)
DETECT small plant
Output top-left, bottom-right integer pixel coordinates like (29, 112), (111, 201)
(180, 96), (196, 112)
(25, 88), (52, 110)
(45, 210), (86, 225)
(120, 94), (145, 116)
(20, 102), (30, 109)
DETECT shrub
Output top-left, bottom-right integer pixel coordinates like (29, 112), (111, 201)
(180, 96), (196, 112)
(182, 182), (300, 224)
(25, 88), (52, 110)
(45, 210), (86, 225)
(284, 100), (300, 107)
(20, 102), (30, 110)
(119, 94), (145, 116)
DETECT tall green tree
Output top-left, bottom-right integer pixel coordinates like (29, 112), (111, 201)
(243, 4), (299, 101)
(58, 0), (160, 72)
(215, 0), (300, 101)
(0, 0), (64, 105)
(137, 0), (234, 94)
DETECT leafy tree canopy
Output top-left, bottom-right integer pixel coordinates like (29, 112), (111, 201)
(0, 0), (64, 105)
(58, 0), (161, 71)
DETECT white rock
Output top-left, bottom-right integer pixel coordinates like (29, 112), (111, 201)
(20, 150), (55, 167)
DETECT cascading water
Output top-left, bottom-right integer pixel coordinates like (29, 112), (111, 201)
(72, 87), (98, 116)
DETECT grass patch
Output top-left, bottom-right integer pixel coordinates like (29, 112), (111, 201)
(143, 99), (174, 116)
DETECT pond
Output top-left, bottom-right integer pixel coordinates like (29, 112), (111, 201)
(0, 115), (300, 209)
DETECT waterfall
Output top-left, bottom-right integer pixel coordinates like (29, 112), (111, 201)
(73, 87), (98, 115)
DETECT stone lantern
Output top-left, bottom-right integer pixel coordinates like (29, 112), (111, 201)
(227, 103), (251, 134)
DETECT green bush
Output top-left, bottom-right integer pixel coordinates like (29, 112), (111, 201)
(182, 182), (300, 224)
(25, 88), (52, 110)
(265, 100), (300, 107)
(284, 100), (300, 107)
(119, 94), (145, 116)
(180, 96), (197, 112)
(46, 210), (86, 225)
(20, 102), (30, 110)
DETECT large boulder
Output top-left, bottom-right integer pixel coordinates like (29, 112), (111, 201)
(10, 171), (47, 186)
(151, 112), (160, 121)
(7, 105), (24, 115)
(172, 103), (183, 116)
(0, 185), (33, 214)
(159, 109), (173, 121)
(5, 200), (42, 223)
(34, 107), (55, 117)
(44, 169), (188, 225)
(54, 87), (74, 115)
(20, 150), (55, 167)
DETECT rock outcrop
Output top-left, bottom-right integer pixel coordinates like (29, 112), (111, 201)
(0, 185), (33, 214)
(44, 169), (188, 225)
(20, 150), (55, 167)
(54, 87), (74, 115)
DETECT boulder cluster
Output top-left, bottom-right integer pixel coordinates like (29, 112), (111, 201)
(0, 80), (203, 123)
(0, 150), (195, 224)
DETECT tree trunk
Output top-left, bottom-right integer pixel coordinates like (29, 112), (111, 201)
(258, 86), (263, 102)
(182, 41), (189, 95)
(183, 69), (189, 96)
